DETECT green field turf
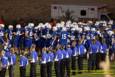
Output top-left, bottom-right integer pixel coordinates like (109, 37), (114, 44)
(5, 60), (115, 77)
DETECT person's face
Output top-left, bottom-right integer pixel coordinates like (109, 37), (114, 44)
(78, 40), (81, 45)
(0, 51), (2, 57)
(25, 32), (28, 37)
(92, 39), (96, 44)
(72, 41), (76, 47)
(0, 51), (3, 57)
(57, 44), (61, 49)
(82, 35), (85, 40)
(43, 47), (47, 52)
(10, 48), (14, 54)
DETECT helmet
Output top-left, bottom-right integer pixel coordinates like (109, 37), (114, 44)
(28, 23), (34, 28)
(62, 27), (67, 31)
(53, 26), (57, 31)
(8, 25), (13, 29)
(0, 24), (5, 28)
(71, 28), (76, 31)
(60, 21), (65, 27)
(78, 27), (82, 33)
(45, 23), (52, 29)
(56, 23), (61, 28)
(16, 24), (21, 29)
(91, 28), (96, 32)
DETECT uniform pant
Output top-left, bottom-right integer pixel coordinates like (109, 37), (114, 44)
(71, 56), (76, 75)
(54, 61), (61, 77)
(30, 63), (36, 77)
(40, 64), (47, 77)
(0, 70), (1, 77)
(100, 53), (106, 61)
(88, 53), (96, 71)
(78, 55), (84, 73)
(60, 59), (66, 77)
(35, 47), (42, 57)
(20, 66), (26, 77)
(47, 62), (53, 77)
(109, 51), (115, 61)
(9, 65), (14, 77)
(96, 53), (101, 70)
(65, 58), (71, 77)
(114, 52), (115, 61)
(0, 68), (6, 77)
(109, 49), (114, 61)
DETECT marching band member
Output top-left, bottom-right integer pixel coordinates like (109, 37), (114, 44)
(100, 39), (108, 61)
(77, 39), (87, 73)
(65, 44), (72, 77)
(88, 36), (99, 71)
(60, 46), (66, 77)
(40, 47), (48, 77)
(95, 35), (102, 70)
(54, 43), (61, 77)
(0, 47), (9, 77)
(46, 47), (54, 77)
(29, 44), (38, 77)
(110, 38), (115, 61)
(71, 40), (77, 75)
(8, 47), (16, 77)
(20, 51), (28, 77)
